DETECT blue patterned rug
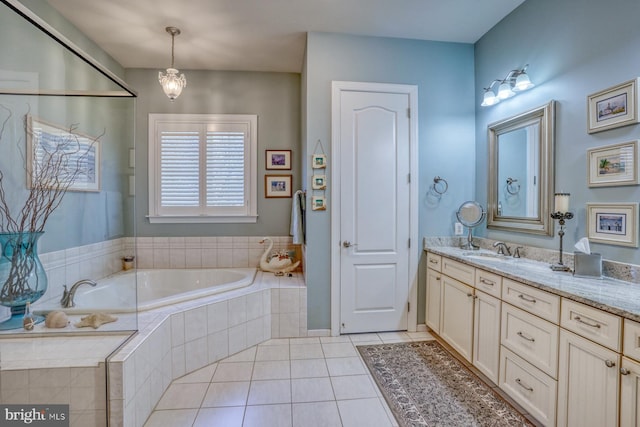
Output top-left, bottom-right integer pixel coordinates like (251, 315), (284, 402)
(357, 340), (535, 427)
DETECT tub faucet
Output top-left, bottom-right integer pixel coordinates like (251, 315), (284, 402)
(60, 279), (97, 308)
(493, 241), (511, 256)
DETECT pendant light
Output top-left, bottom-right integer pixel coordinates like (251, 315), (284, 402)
(158, 26), (186, 101)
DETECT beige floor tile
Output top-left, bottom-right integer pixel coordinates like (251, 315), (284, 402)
(173, 363), (217, 384)
(211, 362), (253, 382)
(321, 342), (358, 358)
(192, 407), (244, 427)
(349, 333), (381, 342)
(143, 409), (198, 427)
(259, 338), (290, 346)
(221, 347), (256, 363)
(201, 381), (250, 407)
(292, 401), (342, 427)
(243, 404), (292, 427)
(330, 375), (378, 400)
(255, 344), (290, 361)
(325, 356), (366, 376)
(252, 360), (291, 380)
(155, 383), (208, 410)
(290, 359), (329, 379)
(247, 379), (292, 405)
(377, 332), (412, 343)
(291, 377), (335, 403)
(319, 336), (351, 343)
(337, 398), (395, 427)
(290, 343), (324, 360)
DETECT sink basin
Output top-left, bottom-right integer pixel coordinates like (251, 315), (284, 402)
(461, 252), (511, 262)
(461, 251), (552, 273)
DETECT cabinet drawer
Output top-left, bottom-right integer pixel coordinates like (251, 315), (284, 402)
(501, 304), (559, 378)
(499, 346), (557, 427)
(560, 299), (621, 352)
(441, 257), (475, 284)
(426, 252), (442, 272)
(624, 318), (640, 362)
(475, 269), (502, 298)
(502, 279), (560, 324)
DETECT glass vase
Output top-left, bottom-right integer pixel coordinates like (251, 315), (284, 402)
(0, 232), (47, 330)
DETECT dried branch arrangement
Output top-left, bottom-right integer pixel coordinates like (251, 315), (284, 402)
(0, 105), (102, 305)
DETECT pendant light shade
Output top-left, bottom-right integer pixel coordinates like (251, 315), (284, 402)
(158, 27), (186, 101)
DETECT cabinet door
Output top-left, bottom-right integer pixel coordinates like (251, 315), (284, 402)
(425, 268), (442, 334)
(473, 290), (501, 383)
(621, 356), (640, 427)
(440, 275), (474, 362)
(557, 329), (619, 427)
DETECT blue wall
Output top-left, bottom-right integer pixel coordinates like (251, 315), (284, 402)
(475, 0), (640, 265)
(304, 32), (476, 329)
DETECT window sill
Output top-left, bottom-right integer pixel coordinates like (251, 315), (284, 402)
(147, 215), (258, 224)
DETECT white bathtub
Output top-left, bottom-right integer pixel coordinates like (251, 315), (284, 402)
(37, 268), (257, 314)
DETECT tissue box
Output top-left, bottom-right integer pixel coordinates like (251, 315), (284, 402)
(573, 252), (602, 278)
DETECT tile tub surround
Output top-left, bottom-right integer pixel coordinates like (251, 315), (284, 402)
(108, 271), (307, 427)
(425, 242), (640, 323)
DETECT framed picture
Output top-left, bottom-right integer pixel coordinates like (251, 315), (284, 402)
(265, 175), (292, 198)
(311, 174), (326, 190)
(587, 140), (639, 187)
(312, 154), (327, 169)
(265, 149), (291, 170)
(587, 78), (639, 133)
(586, 203), (638, 247)
(311, 195), (326, 211)
(27, 115), (100, 192)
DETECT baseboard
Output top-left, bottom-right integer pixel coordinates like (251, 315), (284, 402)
(306, 329), (331, 337)
(416, 323), (427, 332)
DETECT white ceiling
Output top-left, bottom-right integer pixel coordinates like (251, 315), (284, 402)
(45, 0), (525, 73)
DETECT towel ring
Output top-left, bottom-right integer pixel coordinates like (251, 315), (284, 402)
(433, 176), (448, 195)
(506, 177), (520, 195)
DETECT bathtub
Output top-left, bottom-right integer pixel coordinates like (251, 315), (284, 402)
(36, 268), (257, 314)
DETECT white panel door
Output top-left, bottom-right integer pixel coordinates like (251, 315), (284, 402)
(338, 89), (411, 334)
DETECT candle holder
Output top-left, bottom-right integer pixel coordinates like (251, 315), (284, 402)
(550, 211), (574, 271)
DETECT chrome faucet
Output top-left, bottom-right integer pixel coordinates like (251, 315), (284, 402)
(60, 279), (97, 308)
(513, 246), (523, 258)
(493, 241), (511, 256)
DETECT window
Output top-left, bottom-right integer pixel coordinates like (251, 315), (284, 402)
(148, 114), (257, 223)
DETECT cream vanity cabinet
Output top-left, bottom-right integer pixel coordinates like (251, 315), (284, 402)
(425, 253), (442, 333)
(621, 319), (640, 427)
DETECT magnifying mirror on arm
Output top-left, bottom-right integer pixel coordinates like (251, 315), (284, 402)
(456, 201), (486, 250)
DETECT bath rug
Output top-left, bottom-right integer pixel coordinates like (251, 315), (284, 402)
(75, 313), (117, 329)
(357, 340), (535, 427)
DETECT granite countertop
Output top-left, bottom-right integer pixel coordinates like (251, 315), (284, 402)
(425, 245), (640, 323)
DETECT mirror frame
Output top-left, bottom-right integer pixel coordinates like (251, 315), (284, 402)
(487, 100), (556, 236)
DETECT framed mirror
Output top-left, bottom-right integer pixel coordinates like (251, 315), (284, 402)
(487, 101), (555, 235)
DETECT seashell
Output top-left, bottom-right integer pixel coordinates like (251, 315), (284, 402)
(45, 311), (69, 328)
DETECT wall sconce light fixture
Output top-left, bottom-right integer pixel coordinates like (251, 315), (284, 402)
(158, 26), (187, 101)
(481, 65), (534, 107)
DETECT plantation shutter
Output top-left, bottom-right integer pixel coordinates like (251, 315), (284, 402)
(206, 130), (246, 207)
(149, 114), (257, 222)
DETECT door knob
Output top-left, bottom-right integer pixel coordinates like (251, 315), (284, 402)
(343, 241), (354, 248)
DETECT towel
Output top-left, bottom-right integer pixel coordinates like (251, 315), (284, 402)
(290, 189), (305, 244)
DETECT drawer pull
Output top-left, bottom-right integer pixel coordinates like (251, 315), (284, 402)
(621, 368), (631, 375)
(605, 360), (616, 368)
(515, 378), (534, 392)
(436, 277), (441, 281)
(467, 293), (474, 298)
(480, 278), (495, 286)
(518, 294), (537, 304)
(517, 331), (535, 342)
(574, 315), (601, 329)
(429, 259), (439, 264)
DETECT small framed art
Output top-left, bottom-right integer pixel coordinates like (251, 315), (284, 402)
(311, 195), (326, 211)
(586, 202), (638, 247)
(587, 78), (640, 133)
(265, 175), (292, 198)
(311, 174), (326, 190)
(587, 140), (639, 187)
(265, 150), (291, 170)
(312, 154), (327, 169)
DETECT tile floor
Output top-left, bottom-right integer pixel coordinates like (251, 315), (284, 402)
(143, 331), (434, 427)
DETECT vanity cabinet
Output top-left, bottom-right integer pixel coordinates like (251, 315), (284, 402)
(425, 268), (442, 333)
(440, 275), (474, 362)
(557, 329), (620, 427)
(473, 289), (501, 383)
(620, 356), (640, 427)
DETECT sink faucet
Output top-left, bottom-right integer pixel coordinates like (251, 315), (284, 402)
(513, 246), (523, 258)
(493, 241), (511, 256)
(60, 279), (97, 308)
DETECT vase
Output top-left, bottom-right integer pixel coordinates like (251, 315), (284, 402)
(0, 232), (47, 330)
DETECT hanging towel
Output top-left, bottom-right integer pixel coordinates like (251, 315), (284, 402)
(290, 189), (305, 244)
